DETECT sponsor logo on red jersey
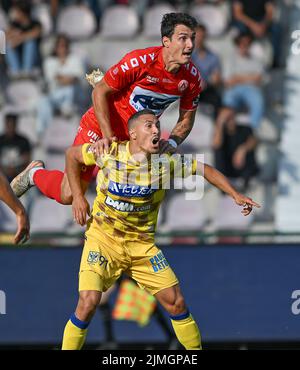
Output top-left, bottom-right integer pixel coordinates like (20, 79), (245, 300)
(178, 80), (189, 92)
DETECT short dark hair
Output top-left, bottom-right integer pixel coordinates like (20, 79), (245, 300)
(128, 109), (156, 129)
(5, 113), (18, 125)
(52, 34), (71, 56)
(234, 31), (254, 45)
(161, 13), (198, 39)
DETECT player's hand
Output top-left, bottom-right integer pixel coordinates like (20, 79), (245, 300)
(72, 195), (91, 226)
(90, 136), (118, 157)
(252, 23), (266, 38)
(233, 193), (261, 216)
(14, 210), (30, 245)
(159, 139), (178, 155)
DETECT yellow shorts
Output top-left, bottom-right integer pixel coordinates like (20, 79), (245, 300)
(79, 223), (178, 296)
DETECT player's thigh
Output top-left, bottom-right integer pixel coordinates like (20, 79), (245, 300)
(127, 244), (179, 296)
(79, 228), (125, 293)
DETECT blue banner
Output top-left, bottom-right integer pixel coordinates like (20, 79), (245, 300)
(0, 245), (300, 344)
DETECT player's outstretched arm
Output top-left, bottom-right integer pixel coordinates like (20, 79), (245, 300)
(198, 162), (261, 216)
(0, 171), (30, 244)
(65, 146), (91, 226)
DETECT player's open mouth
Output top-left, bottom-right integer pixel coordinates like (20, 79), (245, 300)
(183, 51), (192, 57)
(152, 137), (159, 145)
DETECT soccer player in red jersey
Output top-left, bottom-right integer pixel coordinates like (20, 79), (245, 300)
(11, 13), (203, 206)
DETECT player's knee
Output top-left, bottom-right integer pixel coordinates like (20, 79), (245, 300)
(167, 295), (187, 317)
(79, 292), (101, 315)
(60, 193), (73, 205)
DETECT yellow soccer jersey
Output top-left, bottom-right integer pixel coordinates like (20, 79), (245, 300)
(82, 142), (198, 242)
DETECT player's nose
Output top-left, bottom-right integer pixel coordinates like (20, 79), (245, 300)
(152, 125), (159, 134)
(186, 38), (193, 50)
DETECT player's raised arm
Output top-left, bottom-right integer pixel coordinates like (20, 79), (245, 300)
(66, 145), (92, 226)
(92, 78), (116, 140)
(197, 162), (261, 216)
(0, 171), (30, 244)
(171, 109), (196, 144)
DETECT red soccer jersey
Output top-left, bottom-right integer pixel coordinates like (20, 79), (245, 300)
(84, 46), (203, 139)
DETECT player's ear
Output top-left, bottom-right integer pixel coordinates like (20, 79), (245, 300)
(129, 128), (137, 140)
(162, 36), (170, 48)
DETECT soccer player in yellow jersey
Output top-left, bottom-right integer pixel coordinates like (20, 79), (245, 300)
(62, 109), (260, 350)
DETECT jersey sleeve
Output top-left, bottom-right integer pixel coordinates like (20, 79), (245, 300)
(82, 142), (120, 169)
(82, 143), (96, 166)
(180, 69), (203, 111)
(104, 50), (143, 91)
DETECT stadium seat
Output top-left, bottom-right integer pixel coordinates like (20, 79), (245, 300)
(212, 195), (253, 230)
(142, 3), (177, 39)
(44, 154), (66, 172)
(96, 41), (137, 72)
(42, 115), (79, 152)
(57, 5), (97, 40)
(30, 197), (72, 233)
(101, 5), (139, 39)
(161, 193), (207, 231)
(6, 80), (41, 113)
(18, 115), (38, 146)
(189, 4), (229, 37)
(0, 9), (7, 31)
(250, 39), (273, 68)
(32, 3), (53, 37)
(189, 109), (214, 150)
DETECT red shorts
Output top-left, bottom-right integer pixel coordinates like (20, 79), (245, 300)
(72, 113), (129, 182)
(72, 115), (103, 182)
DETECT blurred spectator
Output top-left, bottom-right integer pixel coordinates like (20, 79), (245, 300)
(194, 0), (225, 3)
(213, 32), (265, 148)
(36, 34), (85, 139)
(5, 1), (42, 77)
(0, 0), (20, 14)
(232, 0), (281, 68)
(192, 24), (222, 118)
(0, 56), (8, 105)
(0, 113), (31, 182)
(214, 112), (259, 192)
